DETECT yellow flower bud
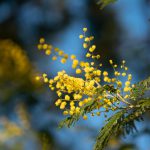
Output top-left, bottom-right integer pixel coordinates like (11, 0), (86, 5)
(122, 72), (126, 76)
(103, 71), (108, 76)
(45, 50), (51, 55)
(84, 37), (90, 42)
(70, 55), (76, 60)
(86, 53), (91, 57)
(76, 68), (82, 74)
(63, 111), (68, 115)
(60, 102), (66, 109)
(61, 58), (67, 64)
(79, 34), (84, 39)
(125, 81), (130, 86)
(39, 38), (45, 44)
(83, 115), (88, 120)
(83, 28), (87, 32)
(44, 78), (48, 83)
(52, 56), (57, 60)
(69, 110), (74, 115)
(124, 87), (131, 92)
(83, 43), (88, 48)
(65, 95), (70, 101)
(79, 101), (83, 107)
(109, 60), (113, 64)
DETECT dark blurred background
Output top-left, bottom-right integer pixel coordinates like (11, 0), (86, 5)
(0, 0), (150, 150)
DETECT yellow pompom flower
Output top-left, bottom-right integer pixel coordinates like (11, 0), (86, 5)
(83, 43), (88, 48)
(125, 81), (130, 86)
(96, 70), (101, 76)
(55, 99), (62, 106)
(65, 95), (70, 101)
(114, 71), (120, 76)
(70, 101), (75, 106)
(75, 107), (80, 114)
(128, 74), (132, 80)
(83, 115), (88, 120)
(57, 91), (62, 97)
(84, 37), (90, 42)
(104, 77), (109, 82)
(44, 78), (48, 83)
(89, 45), (96, 52)
(109, 60), (113, 64)
(124, 87), (131, 92)
(122, 72), (126, 77)
(79, 34), (84, 39)
(83, 27), (87, 32)
(73, 59), (79, 65)
(63, 111), (69, 115)
(69, 110), (74, 115)
(117, 81), (122, 87)
(43, 44), (48, 49)
(76, 68), (82, 74)
(103, 71), (108, 76)
(79, 101), (83, 107)
(61, 58), (67, 64)
(45, 50), (51, 55)
(52, 56), (57, 60)
(42, 73), (47, 77)
(70, 55), (76, 60)
(58, 50), (64, 56)
(39, 38), (45, 44)
(86, 53), (91, 57)
(60, 102), (67, 109)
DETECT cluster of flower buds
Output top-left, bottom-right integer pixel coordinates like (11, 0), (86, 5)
(36, 28), (134, 120)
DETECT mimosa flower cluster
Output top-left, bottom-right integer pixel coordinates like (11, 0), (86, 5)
(37, 38), (68, 63)
(36, 28), (134, 120)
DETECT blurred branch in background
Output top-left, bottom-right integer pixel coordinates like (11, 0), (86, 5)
(97, 0), (117, 9)
(0, 40), (41, 103)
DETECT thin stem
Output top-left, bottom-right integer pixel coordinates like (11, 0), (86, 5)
(117, 93), (134, 108)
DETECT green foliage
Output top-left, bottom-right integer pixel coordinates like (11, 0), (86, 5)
(131, 76), (150, 99)
(94, 110), (126, 150)
(137, 76), (150, 91)
(97, 0), (117, 9)
(94, 76), (150, 150)
(59, 115), (80, 128)
(94, 98), (150, 150)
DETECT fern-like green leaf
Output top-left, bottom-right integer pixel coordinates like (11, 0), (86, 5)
(58, 115), (80, 128)
(131, 76), (150, 99)
(94, 98), (150, 150)
(94, 110), (126, 150)
(137, 76), (150, 91)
